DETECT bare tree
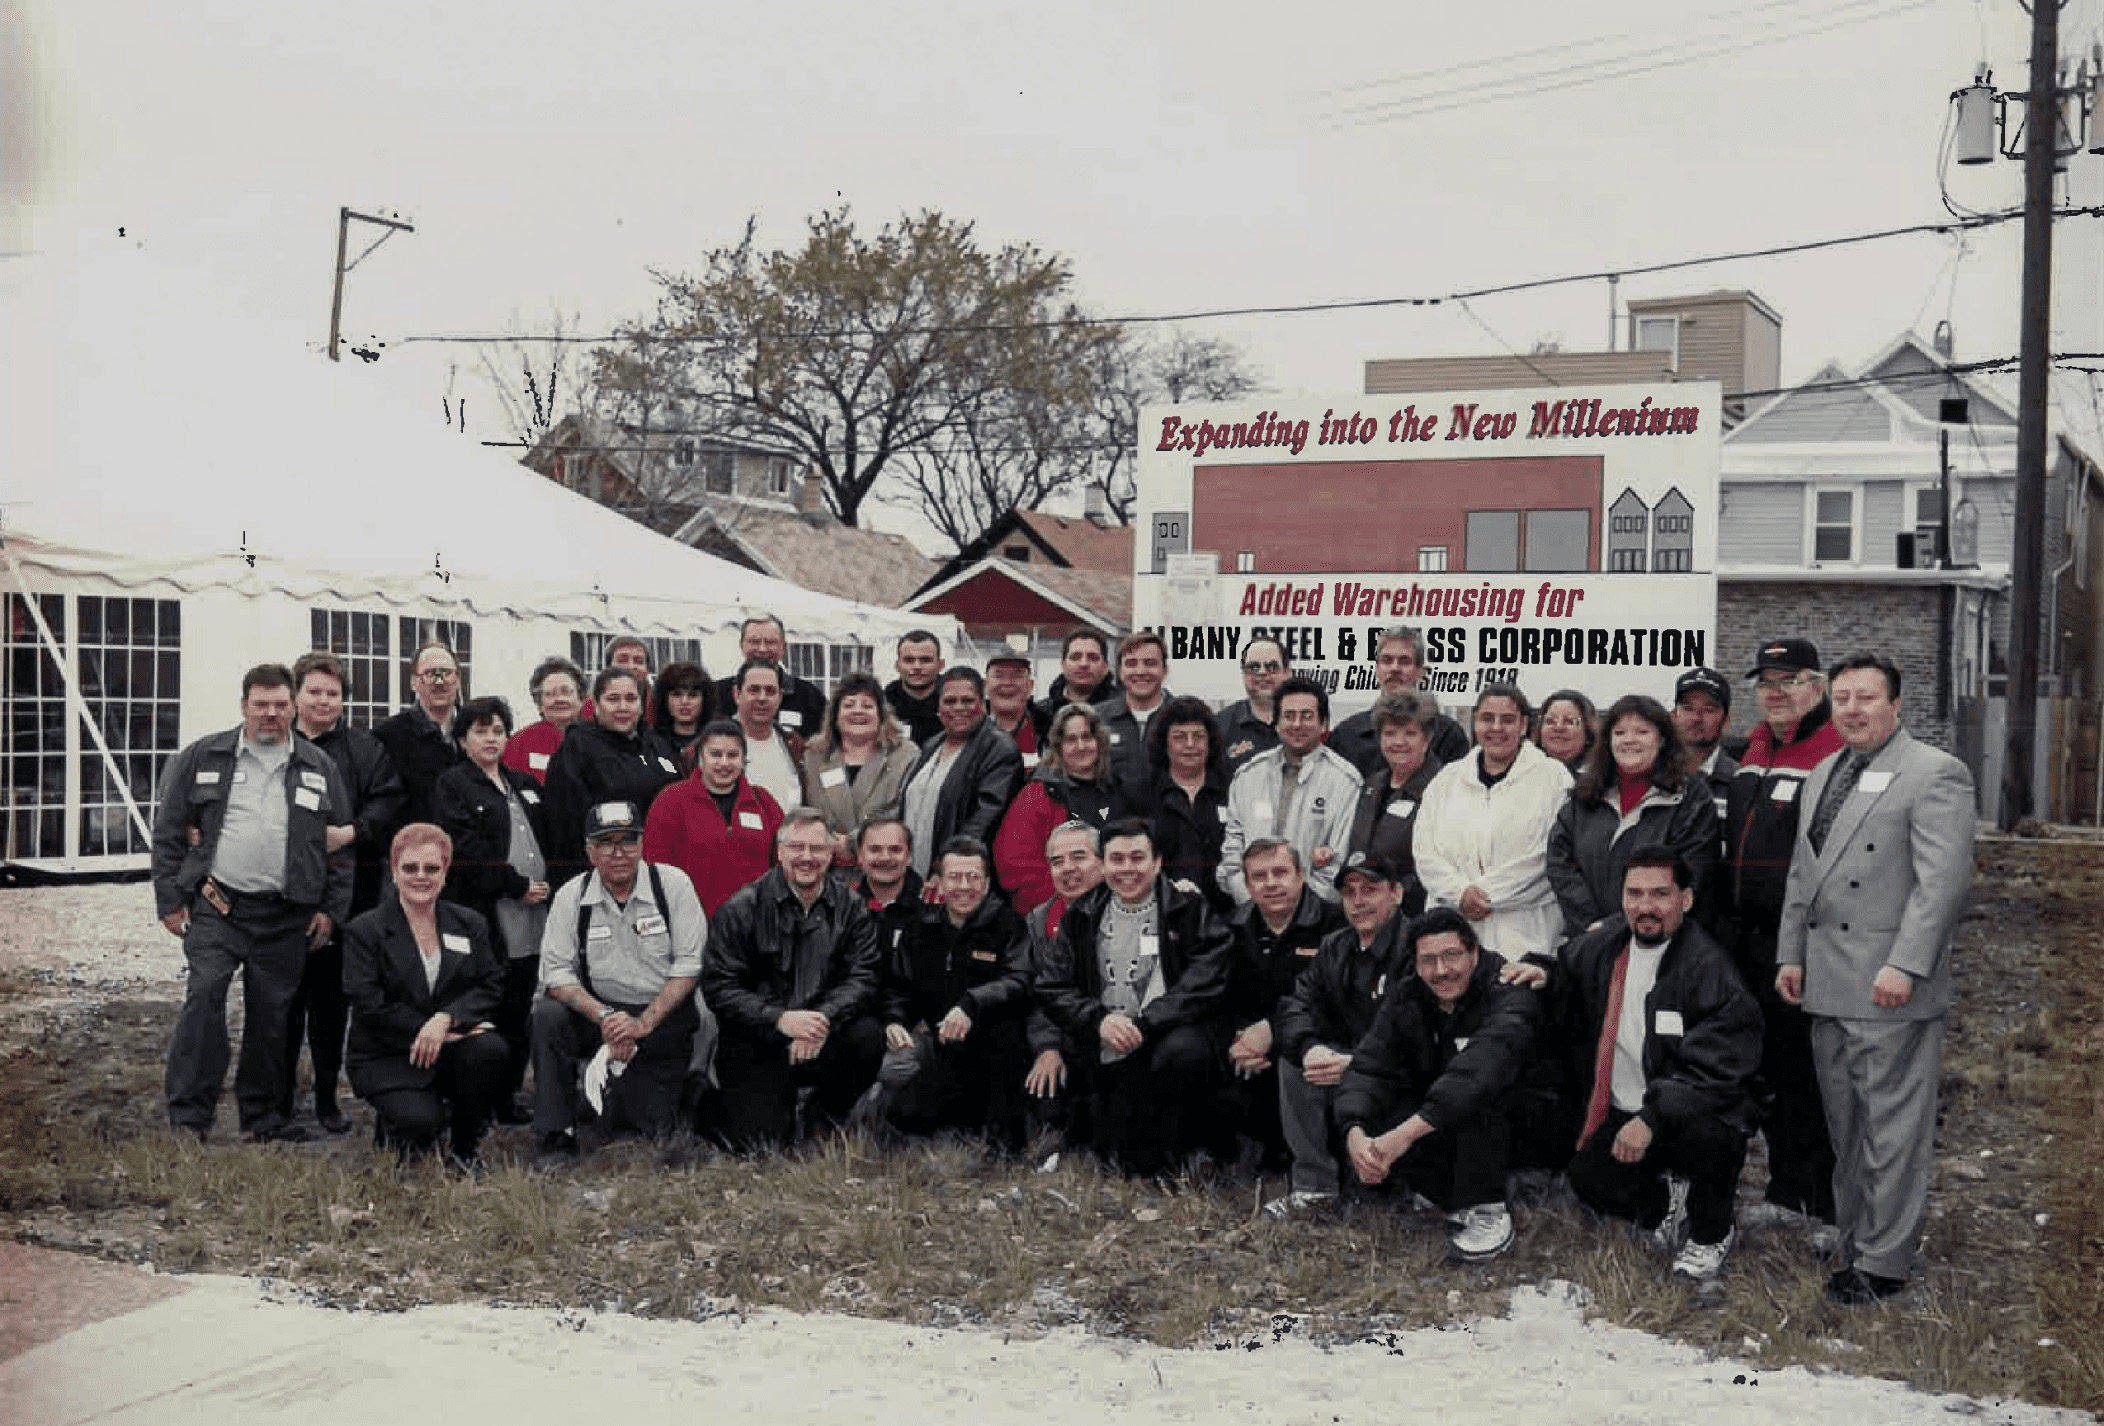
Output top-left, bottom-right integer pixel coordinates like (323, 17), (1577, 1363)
(1080, 327), (1265, 524)
(475, 305), (587, 452)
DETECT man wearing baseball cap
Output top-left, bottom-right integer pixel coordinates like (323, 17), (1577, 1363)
(1720, 637), (1845, 1239)
(531, 799), (706, 1164)
(1672, 668), (1737, 784)
(984, 651), (1049, 762)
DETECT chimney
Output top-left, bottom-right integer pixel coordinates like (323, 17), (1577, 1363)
(1932, 320), (1955, 362)
(799, 464), (831, 525)
(1082, 484), (1111, 526)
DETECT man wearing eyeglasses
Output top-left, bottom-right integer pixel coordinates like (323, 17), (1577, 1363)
(1217, 638), (1289, 774)
(1720, 636), (1846, 1240)
(531, 800), (705, 1163)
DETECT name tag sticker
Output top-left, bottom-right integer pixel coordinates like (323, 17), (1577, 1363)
(1386, 799), (1416, 820)
(970, 949), (998, 962)
(820, 766), (848, 789)
(657, 756), (678, 774)
(1454, 1036), (1472, 1051)
(299, 770), (326, 791)
(738, 810), (763, 830)
(195, 770), (222, 785)
(293, 787), (321, 811)
(780, 710), (803, 730)
(1655, 1009), (1685, 1036)
(1109, 731), (1122, 745)
(586, 924), (613, 941)
(521, 788), (540, 804)
(634, 914), (668, 937)
(1252, 802), (1273, 826)
(1773, 781), (1798, 803)
(1139, 934), (1158, 958)
(1859, 770), (1894, 794)
(1216, 805), (1228, 824)
(1020, 751), (1039, 769)
(441, 932), (470, 952)
(529, 752), (550, 771)
(232, 770), (249, 785)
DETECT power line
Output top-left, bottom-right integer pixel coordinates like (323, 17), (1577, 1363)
(396, 207), (2078, 350)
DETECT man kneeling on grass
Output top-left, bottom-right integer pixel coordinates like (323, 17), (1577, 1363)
(1332, 907), (1545, 1261)
(1553, 847), (1761, 1282)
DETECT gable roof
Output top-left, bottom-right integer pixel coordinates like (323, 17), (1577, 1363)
(915, 506), (1135, 597)
(906, 557), (1131, 633)
(1729, 333), (2017, 445)
(680, 507), (936, 607)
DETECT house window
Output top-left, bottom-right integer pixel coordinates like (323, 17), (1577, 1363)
(1004, 544), (1032, 562)
(1813, 489), (1855, 563)
(1235, 551), (1256, 573)
(1417, 546), (1448, 572)
(1465, 511), (1520, 572)
(310, 607), (395, 729)
(1653, 548), (1692, 573)
(1523, 509), (1590, 572)
(398, 617), (472, 704)
(701, 450), (735, 496)
(767, 458), (795, 498)
(1612, 548), (1647, 572)
(1634, 315), (1680, 367)
(674, 437), (696, 468)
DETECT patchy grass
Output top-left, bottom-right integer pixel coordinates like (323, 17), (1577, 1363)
(1, 838), (2099, 1414)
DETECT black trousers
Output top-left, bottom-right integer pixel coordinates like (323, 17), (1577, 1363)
(493, 957), (539, 1099)
(165, 895), (310, 1136)
(1736, 926), (1837, 1219)
(713, 1016), (885, 1151)
(886, 1018), (1032, 1148)
(365, 1032), (509, 1158)
(1567, 1105), (1748, 1245)
(1065, 1022), (1220, 1177)
(531, 995), (698, 1139)
(284, 931), (350, 1112)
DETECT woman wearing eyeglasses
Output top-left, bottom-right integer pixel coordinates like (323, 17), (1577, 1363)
(343, 823), (507, 1171)
(375, 640), (467, 828)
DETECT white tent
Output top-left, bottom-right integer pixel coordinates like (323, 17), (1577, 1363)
(1, 249), (951, 871)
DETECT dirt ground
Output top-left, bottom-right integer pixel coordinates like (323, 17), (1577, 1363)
(0, 838), (2099, 1416)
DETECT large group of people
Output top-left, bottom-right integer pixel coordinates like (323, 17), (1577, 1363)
(150, 618), (1975, 1305)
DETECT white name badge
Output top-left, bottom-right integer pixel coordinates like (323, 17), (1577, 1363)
(1020, 752), (1039, 769)
(1252, 802), (1273, 826)
(529, 752), (551, 771)
(1454, 1036), (1471, 1051)
(300, 770), (326, 791)
(738, 810), (763, 830)
(657, 756), (678, 774)
(1216, 805), (1228, 824)
(441, 933), (470, 952)
(780, 710), (803, 730)
(293, 787), (321, 811)
(1655, 1009), (1685, 1036)
(634, 914), (668, 937)
(1138, 934), (1158, 959)
(1859, 770), (1894, 794)
(1773, 781), (1799, 803)
(820, 766), (848, 790)
(232, 770), (249, 784)
(521, 788), (540, 804)
(586, 924), (613, 941)
(1386, 799), (1416, 820)
(1109, 731), (1122, 745)
(195, 770), (222, 785)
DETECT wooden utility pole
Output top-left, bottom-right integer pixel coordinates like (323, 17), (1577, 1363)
(2001, 0), (2058, 830)
(327, 207), (416, 362)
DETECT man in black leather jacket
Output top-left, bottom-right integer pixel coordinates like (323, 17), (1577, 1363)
(702, 809), (884, 1150)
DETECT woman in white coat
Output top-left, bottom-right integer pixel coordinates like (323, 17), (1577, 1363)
(1414, 683), (1574, 965)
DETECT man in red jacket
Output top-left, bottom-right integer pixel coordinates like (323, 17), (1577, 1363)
(641, 720), (783, 915)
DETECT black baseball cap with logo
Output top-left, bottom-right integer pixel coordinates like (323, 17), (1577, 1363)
(585, 800), (642, 841)
(1337, 850), (1402, 888)
(1673, 667), (1731, 713)
(1746, 637), (1821, 678)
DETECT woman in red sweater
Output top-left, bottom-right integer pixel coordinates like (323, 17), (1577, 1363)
(640, 719), (784, 915)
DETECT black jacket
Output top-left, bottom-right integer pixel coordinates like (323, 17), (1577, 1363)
(1342, 756), (1443, 916)
(900, 719), (1026, 853)
(1034, 672), (1120, 723)
(1215, 699), (1280, 775)
(1226, 886), (1347, 1029)
(881, 896), (1031, 1030)
(343, 898), (504, 1097)
(1546, 778), (1720, 938)
(542, 720), (684, 885)
(373, 706), (464, 829)
(1330, 709), (1469, 781)
(702, 867), (883, 1035)
(1551, 915), (1762, 1137)
(852, 867), (927, 970)
(432, 761), (549, 955)
(884, 678), (945, 748)
(1273, 913), (1413, 1066)
(1035, 876), (1234, 1044)
(1095, 693), (1169, 793)
(150, 728), (353, 921)
(1722, 699), (1844, 933)
(300, 722), (406, 917)
(1138, 764), (1233, 920)
(1333, 949), (1543, 1139)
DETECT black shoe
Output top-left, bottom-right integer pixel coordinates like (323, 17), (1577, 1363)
(1825, 1266), (1908, 1306)
(533, 1130), (580, 1170)
(492, 1096), (532, 1126)
(248, 1122), (318, 1145)
(316, 1101), (352, 1135)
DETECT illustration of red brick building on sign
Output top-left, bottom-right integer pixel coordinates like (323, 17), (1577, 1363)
(1193, 455), (1605, 576)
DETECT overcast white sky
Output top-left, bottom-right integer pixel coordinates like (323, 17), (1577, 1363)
(9, 0), (2102, 546)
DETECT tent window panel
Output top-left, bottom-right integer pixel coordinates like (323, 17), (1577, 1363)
(4, 593), (67, 862)
(568, 634), (703, 680)
(73, 594), (183, 858)
(311, 608), (393, 728)
(827, 644), (874, 690)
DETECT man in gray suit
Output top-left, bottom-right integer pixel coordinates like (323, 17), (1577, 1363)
(1776, 653), (1975, 1306)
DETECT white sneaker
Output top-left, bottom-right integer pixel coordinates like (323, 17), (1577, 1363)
(1447, 1202), (1515, 1262)
(1262, 1190), (1335, 1221)
(1649, 1175), (1690, 1253)
(1672, 1229), (1735, 1281)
